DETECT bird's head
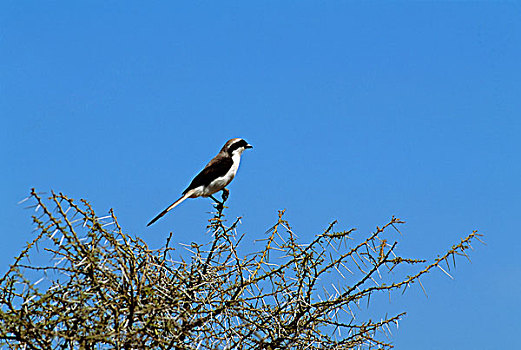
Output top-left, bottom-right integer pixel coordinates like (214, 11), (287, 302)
(222, 138), (253, 156)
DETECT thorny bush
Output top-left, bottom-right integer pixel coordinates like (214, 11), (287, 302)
(0, 190), (482, 349)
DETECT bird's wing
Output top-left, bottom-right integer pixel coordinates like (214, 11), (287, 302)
(183, 155), (233, 194)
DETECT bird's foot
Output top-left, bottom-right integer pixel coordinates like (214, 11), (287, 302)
(221, 188), (229, 203)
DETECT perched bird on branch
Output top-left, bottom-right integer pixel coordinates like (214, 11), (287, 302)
(147, 138), (253, 226)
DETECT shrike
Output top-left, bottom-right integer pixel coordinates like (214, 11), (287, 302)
(147, 138), (253, 226)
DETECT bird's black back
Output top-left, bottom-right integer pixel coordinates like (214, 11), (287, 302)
(182, 156), (233, 194)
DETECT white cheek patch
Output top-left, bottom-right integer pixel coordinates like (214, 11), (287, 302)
(232, 148), (245, 156)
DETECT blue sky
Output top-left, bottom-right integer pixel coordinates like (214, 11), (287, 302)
(1, 2), (520, 348)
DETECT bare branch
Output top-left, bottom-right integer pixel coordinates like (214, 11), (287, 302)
(0, 190), (482, 350)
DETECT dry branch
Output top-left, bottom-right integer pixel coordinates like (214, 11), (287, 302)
(0, 190), (482, 349)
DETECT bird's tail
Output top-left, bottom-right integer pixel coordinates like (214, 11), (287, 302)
(147, 191), (193, 226)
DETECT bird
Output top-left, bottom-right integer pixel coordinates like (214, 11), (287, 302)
(147, 138), (253, 226)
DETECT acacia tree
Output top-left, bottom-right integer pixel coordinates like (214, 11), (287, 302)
(0, 190), (482, 349)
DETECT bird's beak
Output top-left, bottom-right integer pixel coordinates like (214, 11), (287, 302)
(245, 144), (253, 149)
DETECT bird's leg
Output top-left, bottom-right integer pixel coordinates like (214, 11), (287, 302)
(221, 188), (229, 203)
(209, 195), (224, 211)
(209, 195), (222, 205)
